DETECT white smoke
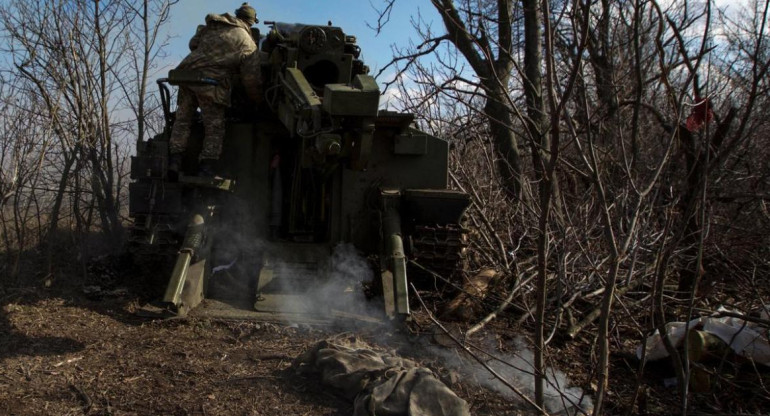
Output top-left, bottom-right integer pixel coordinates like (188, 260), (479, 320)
(271, 242), (386, 327)
(208, 229), (590, 413)
(420, 335), (593, 416)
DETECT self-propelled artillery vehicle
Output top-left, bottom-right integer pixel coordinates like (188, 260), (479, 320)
(128, 21), (469, 321)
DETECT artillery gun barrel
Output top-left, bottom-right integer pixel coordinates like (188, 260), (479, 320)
(383, 205), (409, 316)
(162, 214), (205, 309)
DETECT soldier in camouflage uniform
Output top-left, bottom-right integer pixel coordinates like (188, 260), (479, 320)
(168, 3), (260, 177)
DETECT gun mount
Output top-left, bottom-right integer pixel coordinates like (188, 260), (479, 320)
(261, 22), (378, 171)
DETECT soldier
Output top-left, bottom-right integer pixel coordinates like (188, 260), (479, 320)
(168, 3), (260, 178)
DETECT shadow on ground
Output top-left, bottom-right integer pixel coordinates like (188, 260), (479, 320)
(0, 289), (85, 360)
(0, 238), (164, 362)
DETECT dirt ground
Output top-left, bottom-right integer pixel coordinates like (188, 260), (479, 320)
(0, 268), (524, 416)
(2, 256), (769, 415)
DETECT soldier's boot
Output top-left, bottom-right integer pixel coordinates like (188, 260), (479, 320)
(198, 158), (218, 178)
(167, 153), (183, 181)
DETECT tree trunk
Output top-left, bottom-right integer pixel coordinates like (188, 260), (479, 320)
(484, 96), (522, 199)
(522, 0), (548, 411)
(46, 153), (76, 273)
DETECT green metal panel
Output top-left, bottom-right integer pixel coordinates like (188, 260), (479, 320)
(337, 126), (451, 252)
(394, 134), (428, 155)
(322, 84), (379, 116)
(220, 122), (275, 239)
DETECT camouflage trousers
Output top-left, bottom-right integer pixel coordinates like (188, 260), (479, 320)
(169, 87), (226, 160)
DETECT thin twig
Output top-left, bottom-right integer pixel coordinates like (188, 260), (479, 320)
(567, 276), (649, 339)
(69, 383), (92, 412)
(217, 375), (278, 384)
(692, 309), (770, 328)
(252, 354), (293, 361)
(466, 271), (537, 337)
(410, 282), (546, 414)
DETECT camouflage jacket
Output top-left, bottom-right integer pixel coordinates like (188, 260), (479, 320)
(176, 13), (258, 106)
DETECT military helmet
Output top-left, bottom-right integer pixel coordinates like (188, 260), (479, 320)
(235, 2), (258, 25)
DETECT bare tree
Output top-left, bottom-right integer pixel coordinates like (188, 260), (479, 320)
(0, 76), (54, 281)
(381, 0), (770, 414)
(0, 0), (179, 273)
(377, 0), (526, 199)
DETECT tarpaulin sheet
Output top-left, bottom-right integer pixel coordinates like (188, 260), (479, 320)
(294, 340), (470, 416)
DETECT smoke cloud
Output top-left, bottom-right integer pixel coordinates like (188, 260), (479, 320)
(269, 242), (386, 327)
(416, 334), (593, 416)
(208, 228), (590, 413)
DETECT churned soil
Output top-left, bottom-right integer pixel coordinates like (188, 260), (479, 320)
(1, 295), (344, 415)
(0, 276), (519, 416)
(2, 257), (769, 415)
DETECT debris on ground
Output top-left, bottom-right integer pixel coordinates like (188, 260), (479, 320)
(637, 306), (770, 364)
(440, 269), (498, 322)
(637, 306), (770, 395)
(82, 285), (129, 299)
